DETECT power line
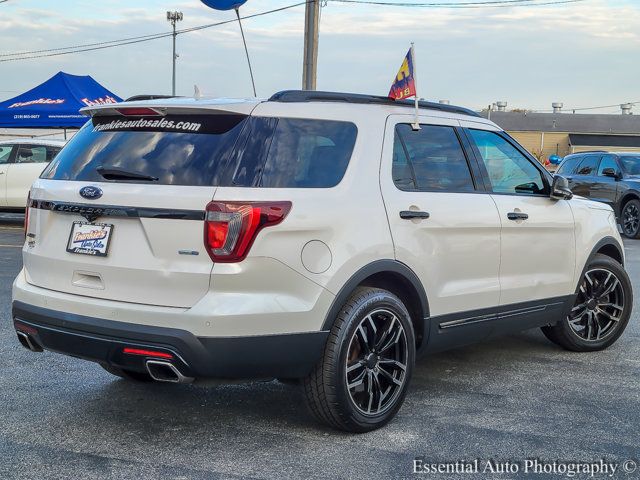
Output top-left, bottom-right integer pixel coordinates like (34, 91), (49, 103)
(328, 0), (586, 7)
(0, 0), (588, 62)
(0, 2), (308, 63)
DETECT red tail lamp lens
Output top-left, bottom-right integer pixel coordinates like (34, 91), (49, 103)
(204, 201), (292, 263)
(123, 348), (174, 360)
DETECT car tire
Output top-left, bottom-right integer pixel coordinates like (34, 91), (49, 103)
(303, 287), (416, 432)
(541, 254), (632, 352)
(100, 363), (153, 382)
(620, 199), (640, 238)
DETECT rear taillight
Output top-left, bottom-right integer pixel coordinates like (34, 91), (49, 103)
(24, 192), (30, 236)
(204, 201), (292, 263)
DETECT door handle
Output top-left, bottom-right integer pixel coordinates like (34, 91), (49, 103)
(507, 212), (529, 221)
(400, 210), (430, 220)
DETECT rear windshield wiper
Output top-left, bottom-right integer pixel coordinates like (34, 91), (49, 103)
(96, 166), (158, 182)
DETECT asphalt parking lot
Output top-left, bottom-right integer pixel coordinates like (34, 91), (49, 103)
(1, 214), (639, 480)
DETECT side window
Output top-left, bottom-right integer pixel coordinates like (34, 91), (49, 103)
(16, 145), (48, 164)
(259, 118), (358, 188)
(575, 156), (599, 175)
(0, 145), (13, 164)
(597, 155), (619, 176)
(392, 124), (475, 192)
(468, 129), (546, 195)
(556, 156), (582, 175)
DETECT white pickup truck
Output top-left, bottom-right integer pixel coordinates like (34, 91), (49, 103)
(0, 139), (65, 210)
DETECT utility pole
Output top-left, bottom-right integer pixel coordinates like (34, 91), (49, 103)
(302, 0), (320, 90)
(166, 11), (183, 96)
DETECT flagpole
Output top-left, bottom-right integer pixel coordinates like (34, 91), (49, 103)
(411, 42), (421, 130)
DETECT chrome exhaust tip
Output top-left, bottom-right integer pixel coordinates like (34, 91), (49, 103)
(16, 331), (43, 353)
(145, 360), (194, 384)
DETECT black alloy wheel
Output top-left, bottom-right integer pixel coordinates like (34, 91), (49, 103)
(567, 268), (625, 342)
(303, 287), (416, 432)
(345, 308), (409, 416)
(542, 254), (633, 351)
(621, 199), (640, 238)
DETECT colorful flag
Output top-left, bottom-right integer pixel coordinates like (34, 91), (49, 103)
(389, 48), (416, 101)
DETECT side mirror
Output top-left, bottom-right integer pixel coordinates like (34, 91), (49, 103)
(550, 175), (573, 200)
(601, 167), (622, 180)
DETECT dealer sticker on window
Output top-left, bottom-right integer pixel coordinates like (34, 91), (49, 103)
(66, 222), (113, 257)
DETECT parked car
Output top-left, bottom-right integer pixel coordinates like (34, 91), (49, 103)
(0, 139), (65, 211)
(12, 92), (632, 432)
(556, 151), (640, 238)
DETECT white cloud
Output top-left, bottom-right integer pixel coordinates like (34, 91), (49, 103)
(0, 0), (639, 110)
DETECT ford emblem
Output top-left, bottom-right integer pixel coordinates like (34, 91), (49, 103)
(79, 186), (103, 200)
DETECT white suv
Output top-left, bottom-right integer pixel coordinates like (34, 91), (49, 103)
(12, 91), (633, 432)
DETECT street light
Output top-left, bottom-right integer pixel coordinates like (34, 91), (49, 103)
(166, 11), (183, 96)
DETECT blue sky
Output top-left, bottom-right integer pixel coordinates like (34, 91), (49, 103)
(1, 0), (639, 112)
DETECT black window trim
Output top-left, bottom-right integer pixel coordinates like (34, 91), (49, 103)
(462, 127), (553, 198)
(390, 121), (486, 194)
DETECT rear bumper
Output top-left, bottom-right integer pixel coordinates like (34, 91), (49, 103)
(12, 301), (328, 379)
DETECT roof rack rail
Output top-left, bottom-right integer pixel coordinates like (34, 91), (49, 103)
(124, 95), (179, 102)
(268, 90), (480, 118)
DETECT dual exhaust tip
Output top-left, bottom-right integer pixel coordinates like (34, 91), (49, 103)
(16, 331), (192, 384)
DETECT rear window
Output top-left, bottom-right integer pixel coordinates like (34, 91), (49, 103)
(42, 114), (357, 188)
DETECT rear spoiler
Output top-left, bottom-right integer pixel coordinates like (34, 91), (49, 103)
(80, 98), (262, 118)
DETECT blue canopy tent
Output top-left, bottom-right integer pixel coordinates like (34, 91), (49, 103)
(0, 72), (121, 129)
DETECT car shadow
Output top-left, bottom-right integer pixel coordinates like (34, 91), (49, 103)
(63, 328), (563, 436)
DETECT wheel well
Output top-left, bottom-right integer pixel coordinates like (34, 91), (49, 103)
(596, 243), (623, 265)
(359, 272), (426, 348)
(620, 193), (639, 213)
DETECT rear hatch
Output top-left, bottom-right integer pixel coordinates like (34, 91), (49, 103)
(24, 102), (255, 308)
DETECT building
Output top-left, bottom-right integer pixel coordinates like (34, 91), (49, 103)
(480, 104), (640, 160)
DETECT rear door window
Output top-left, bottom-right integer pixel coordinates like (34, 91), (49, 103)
(575, 155), (599, 175)
(556, 156), (582, 175)
(16, 145), (49, 163)
(392, 123), (476, 192)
